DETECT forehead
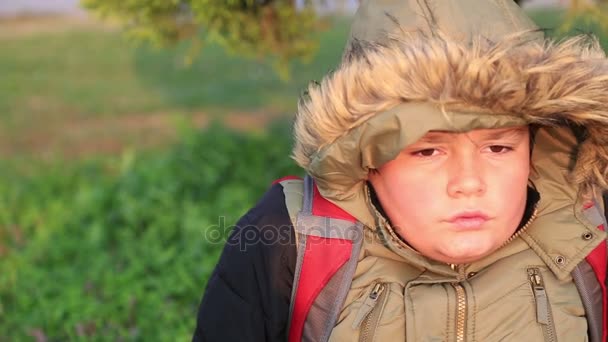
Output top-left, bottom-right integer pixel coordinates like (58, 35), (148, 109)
(418, 126), (529, 143)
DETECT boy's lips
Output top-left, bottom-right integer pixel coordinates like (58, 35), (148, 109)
(446, 211), (490, 230)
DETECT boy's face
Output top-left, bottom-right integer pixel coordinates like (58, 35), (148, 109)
(369, 126), (530, 264)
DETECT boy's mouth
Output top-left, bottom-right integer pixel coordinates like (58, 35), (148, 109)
(446, 211), (490, 230)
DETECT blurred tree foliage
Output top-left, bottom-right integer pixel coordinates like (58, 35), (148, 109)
(561, 0), (608, 35)
(82, 0), (608, 79)
(81, 0), (322, 79)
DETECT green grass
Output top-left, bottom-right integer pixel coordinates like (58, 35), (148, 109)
(0, 18), (350, 129)
(0, 122), (302, 340)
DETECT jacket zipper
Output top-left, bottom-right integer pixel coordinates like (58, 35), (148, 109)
(452, 282), (467, 342)
(500, 204), (538, 248)
(446, 204), (538, 342)
(352, 283), (389, 342)
(528, 268), (557, 342)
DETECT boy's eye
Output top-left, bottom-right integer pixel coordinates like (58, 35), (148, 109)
(413, 148), (439, 157)
(487, 145), (512, 153)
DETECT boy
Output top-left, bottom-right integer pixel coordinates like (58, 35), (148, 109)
(194, 0), (608, 340)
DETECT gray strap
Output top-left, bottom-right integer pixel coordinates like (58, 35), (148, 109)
(583, 204), (607, 228)
(289, 175), (364, 342)
(319, 223), (364, 342)
(295, 213), (362, 240)
(287, 176), (314, 336)
(296, 175), (362, 240)
(298, 218), (364, 342)
(287, 232), (308, 336)
(603, 192), (608, 228)
(572, 259), (603, 342)
(302, 174), (314, 214)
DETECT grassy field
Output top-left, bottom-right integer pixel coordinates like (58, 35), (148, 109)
(0, 22), (348, 121)
(0, 8), (607, 341)
(0, 16), (350, 158)
(0, 122), (301, 340)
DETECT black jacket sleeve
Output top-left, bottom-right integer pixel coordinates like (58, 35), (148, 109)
(192, 184), (297, 342)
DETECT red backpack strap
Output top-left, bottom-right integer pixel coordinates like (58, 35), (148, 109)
(572, 201), (607, 342)
(287, 175), (363, 342)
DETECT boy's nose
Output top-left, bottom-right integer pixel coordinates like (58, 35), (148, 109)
(446, 156), (486, 198)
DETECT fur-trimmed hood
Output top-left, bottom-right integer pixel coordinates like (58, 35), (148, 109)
(291, 0), (608, 236)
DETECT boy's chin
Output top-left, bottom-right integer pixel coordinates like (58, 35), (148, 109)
(433, 238), (501, 264)
(437, 253), (488, 265)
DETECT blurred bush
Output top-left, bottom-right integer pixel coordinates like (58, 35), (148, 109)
(0, 121), (301, 340)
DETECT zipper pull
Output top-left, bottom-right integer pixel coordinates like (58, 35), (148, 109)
(528, 268), (549, 325)
(352, 283), (386, 329)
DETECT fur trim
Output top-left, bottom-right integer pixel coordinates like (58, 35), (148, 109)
(292, 30), (608, 192)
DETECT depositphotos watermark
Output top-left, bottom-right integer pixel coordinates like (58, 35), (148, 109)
(201, 216), (382, 252)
